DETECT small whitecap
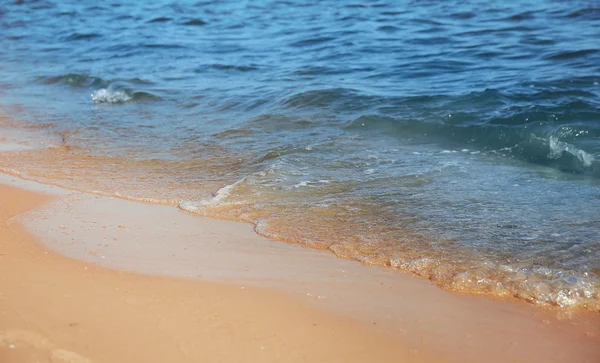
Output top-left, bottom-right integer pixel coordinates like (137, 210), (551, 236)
(293, 181), (309, 188)
(547, 136), (595, 167)
(91, 89), (132, 104)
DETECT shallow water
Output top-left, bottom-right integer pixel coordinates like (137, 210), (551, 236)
(1, 0), (599, 309)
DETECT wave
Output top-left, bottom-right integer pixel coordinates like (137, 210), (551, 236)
(90, 89), (161, 104)
(63, 32), (102, 41)
(281, 86), (600, 176)
(91, 89), (131, 104)
(566, 8), (600, 20)
(34, 73), (161, 104)
(503, 11), (536, 22)
(346, 115), (599, 176)
(147, 17), (172, 23)
(182, 18), (207, 26)
(546, 136), (595, 167)
(545, 49), (599, 61)
(36, 73), (154, 88)
(289, 36), (336, 48)
(37, 73), (107, 88)
(196, 63), (260, 73)
(282, 88), (368, 110)
(282, 83), (599, 113)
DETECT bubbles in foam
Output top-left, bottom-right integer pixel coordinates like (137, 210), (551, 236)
(387, 254), (600, 309)
(91, 89), (132, 104)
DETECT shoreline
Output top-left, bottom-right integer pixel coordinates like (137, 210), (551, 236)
(0, 182), (426, 363)
(1, 123), (598, 312)
(1, 173), (600, 362)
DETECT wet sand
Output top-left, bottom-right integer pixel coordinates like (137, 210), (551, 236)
(0, 183), (428, 363)
(1, 175), (599, 362)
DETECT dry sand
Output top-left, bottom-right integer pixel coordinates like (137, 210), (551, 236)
(1, 175), (599, 363)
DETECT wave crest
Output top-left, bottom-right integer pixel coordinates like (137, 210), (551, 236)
(547, 136), (595, 167)
(91, 89), (132, 104)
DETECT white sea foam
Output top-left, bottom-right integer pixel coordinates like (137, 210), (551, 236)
(547, 136), (595, 167)
(0, 167), (22, 176)
(178, 178), (245, 213)
(389, 255), (600, 309)
(91, 89), (132, 104)
(293, 181), (309, 188)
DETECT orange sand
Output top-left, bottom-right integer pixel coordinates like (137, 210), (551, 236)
(0, 185), (428, 363)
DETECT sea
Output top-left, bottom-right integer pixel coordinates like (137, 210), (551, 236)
(0, 0), (599, 310)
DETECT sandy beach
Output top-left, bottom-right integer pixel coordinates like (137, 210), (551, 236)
(0, 182), (425, 363)
(0, 174), (599, 363)
(2, 1), (599, 361)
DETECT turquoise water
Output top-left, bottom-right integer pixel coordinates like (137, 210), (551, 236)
(0, 0), (599, 309)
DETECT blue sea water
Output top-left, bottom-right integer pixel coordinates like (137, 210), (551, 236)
(0, 0), (599, 309)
